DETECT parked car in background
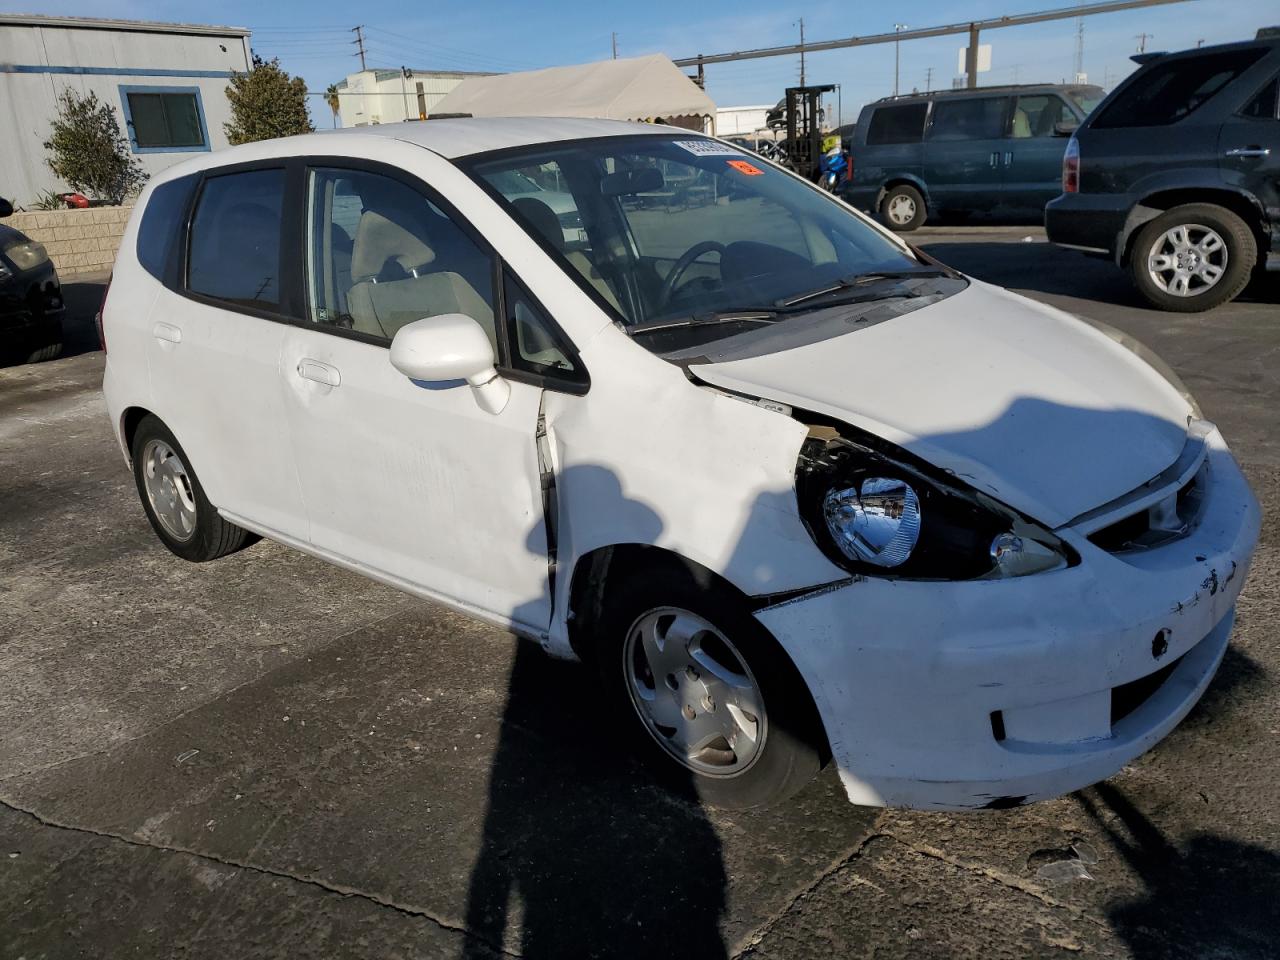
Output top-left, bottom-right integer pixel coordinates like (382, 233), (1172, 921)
(0, 197), (64, 364)
(103, 119), (1258, 811)
(1047, 32), (1280, 312)
(841, 83), (1105, 231)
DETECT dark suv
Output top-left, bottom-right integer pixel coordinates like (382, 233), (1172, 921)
(839, 83), (1104, 231)
(0, 197), (64, 363)
(1046, 32), (1280, 312)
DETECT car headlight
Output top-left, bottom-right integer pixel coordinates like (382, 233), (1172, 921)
(799, 431), (1073, 580)
(3, 239), (50, 272)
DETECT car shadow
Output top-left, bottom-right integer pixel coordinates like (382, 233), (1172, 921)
(59, 274), (108, 357)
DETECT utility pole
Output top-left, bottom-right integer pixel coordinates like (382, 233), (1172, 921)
(1074, 0), (1086, 79)
(924, 66), (934, 92)
(351, 25), (367, 71)
(1134, 31), (1152, 53)
(612, 32), (618, 59)
(1195, 38), (1205, 47)
(401, 66), (410, 120)
(894, 24), (907, 96)
(796, 18), (806, 86)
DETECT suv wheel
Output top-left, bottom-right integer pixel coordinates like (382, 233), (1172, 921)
(880, 184), (926, 232)
(130, 414), (258, 562)
(597, 566), (826, 808)
(1130, 203), (1256, 312)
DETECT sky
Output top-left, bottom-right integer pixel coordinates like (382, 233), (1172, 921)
(7, 0), (1276, 125)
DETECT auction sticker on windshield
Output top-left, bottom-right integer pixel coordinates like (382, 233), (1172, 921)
(672, 140), (744, 157)
(727, 159), (764, 175)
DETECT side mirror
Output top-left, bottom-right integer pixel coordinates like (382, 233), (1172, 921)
(0, 198), (12, 218)
(389, 313), (510, 414)
(1053, 120), (1079, 137)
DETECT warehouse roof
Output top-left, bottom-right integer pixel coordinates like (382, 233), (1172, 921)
(0, 13), (250, 38)
(432, 54), (715, 122)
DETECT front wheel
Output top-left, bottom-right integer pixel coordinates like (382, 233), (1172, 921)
(1129, 203), (1256, 312)
(130, 414), (257, 562)
(597, 566), (826, 808)
(880, 184), (926, 232)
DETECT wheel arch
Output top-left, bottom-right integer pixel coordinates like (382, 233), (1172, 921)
(1118, 187), (1267, 266)
(876, 175), (931, 212)
(119, 405), (155, 463)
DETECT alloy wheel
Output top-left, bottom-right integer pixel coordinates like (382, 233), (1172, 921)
(1146, 223), (1228, 298)
(142, 439), (198, 542)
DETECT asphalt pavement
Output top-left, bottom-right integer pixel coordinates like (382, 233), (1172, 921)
(2, 232), (1277, 959)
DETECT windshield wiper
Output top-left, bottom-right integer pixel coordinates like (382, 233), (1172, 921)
(626, 310), (779, 336)
(778, 268), (950, 309)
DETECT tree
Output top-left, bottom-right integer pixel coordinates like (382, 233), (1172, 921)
(224, 55), (314, 145)
(43, 89), (147, 204)
(325, 84), (341, 129)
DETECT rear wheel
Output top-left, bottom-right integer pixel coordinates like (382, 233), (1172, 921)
(130, 415), (257, 562)
(880, 184), (926, 232)
(25, 341), (63, 363)
(597, 565), (826, 808)
(1129, 203), (1256, 312)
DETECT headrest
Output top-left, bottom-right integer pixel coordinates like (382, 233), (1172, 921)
(511, 197), (564, 252)
(351, 210), (435, 281)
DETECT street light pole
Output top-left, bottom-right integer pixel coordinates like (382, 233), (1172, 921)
(894, 24), (908, 96)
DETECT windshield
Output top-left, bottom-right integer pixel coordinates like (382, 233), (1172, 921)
(467, 135), (928, 336)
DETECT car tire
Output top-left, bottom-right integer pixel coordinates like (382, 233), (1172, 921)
(130, 414), (258, 562)
(880, 184), (927, 232)
(25, 341), (62, 363)
(596, 564), (827, 808)
(1129, 203), (1256, 312)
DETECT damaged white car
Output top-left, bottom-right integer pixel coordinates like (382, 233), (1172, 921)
(102, 119), (1260, 810)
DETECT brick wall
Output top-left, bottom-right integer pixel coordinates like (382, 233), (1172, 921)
(6, 205), (133, 276)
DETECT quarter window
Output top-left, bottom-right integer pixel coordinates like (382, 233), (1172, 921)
(1242, 76), (1279, 119)
(502, 270), (585, 387)
(137, 174), (197, 288)
(187, 169), (285, 310)
(1093, 49), (1267, 127)
(866, 103), (929, 144)
(929, 97), (1007, 141)
(122, 88), (207, 151)
(305, 168), (497, 347)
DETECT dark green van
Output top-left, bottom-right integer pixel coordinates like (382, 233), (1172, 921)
(839, 83), (1104, 231)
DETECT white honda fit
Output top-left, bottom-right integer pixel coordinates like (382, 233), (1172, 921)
(102, 118), (1260, 810)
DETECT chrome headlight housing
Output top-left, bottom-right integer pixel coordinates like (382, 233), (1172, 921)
(798, 430), (1074, 580)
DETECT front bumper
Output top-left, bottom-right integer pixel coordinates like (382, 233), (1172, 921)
(758, 425), (1260, 810)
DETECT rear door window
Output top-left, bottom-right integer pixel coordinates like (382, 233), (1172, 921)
(1241, 75), (1279, 119)
(1093, 48), (1268, 127)
(928, 97), (1008, 140)
(187, 168), (285, 310)
(865, 103), (928, 144)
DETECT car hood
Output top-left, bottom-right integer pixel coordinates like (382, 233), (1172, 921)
(690, 280), (1193, 528)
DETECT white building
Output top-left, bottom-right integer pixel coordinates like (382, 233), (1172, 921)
(715, 105), (773, 137)
(332, 69), (492, 128)
(0, 14), (252, 207)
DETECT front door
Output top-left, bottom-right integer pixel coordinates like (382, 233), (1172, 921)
(1002, 93), (1076, 217)
(278, 164), (552, 630)
(923, 95), (1010, 215)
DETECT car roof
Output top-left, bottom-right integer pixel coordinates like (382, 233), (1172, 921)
(311, 116), (681, 159)
(865, 82), (1102, 108)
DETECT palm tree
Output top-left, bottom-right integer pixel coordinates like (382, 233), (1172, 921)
(325, 84), (341, 128)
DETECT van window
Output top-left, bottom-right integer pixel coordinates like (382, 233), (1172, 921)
(866, 103), (928, 144)
(187, 169), (285, 310)
(1093, 48), (1267, 127)
(929, 97), (1007, 141)
(1010, 95), (1070, 138)
(304, 167), (497, 347)
(137, 174), (197, 289)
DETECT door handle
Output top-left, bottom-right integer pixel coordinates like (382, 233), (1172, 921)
(990, 151), (999, 168)
(1004, 151), (1013, 167)
(152, 321), (182, 344)
(1223, 146), (1271, 158)
(296, 358), (341, 387)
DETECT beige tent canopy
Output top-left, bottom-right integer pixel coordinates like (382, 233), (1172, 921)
(430, 54), (716, 128)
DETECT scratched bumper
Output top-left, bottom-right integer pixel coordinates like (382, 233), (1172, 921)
(757, 425), (1260, 810)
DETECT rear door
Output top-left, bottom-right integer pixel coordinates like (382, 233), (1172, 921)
(923, 95), (1010, 214)
(147, 165), (308, 540)
(1218, 70), (1280, 252)
(1002, 93), (1076, 216)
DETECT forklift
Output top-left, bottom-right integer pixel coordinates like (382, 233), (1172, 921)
(782, 84), (836, 182)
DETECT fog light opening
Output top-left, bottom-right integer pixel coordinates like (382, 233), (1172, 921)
(990, 710), (1007, 742)
(1152, 629), (1170, 660)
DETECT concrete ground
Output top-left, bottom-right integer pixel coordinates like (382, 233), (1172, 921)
(1, 231), (1277, 959)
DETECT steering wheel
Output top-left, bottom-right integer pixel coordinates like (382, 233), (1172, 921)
(658, 241), (727, 309)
